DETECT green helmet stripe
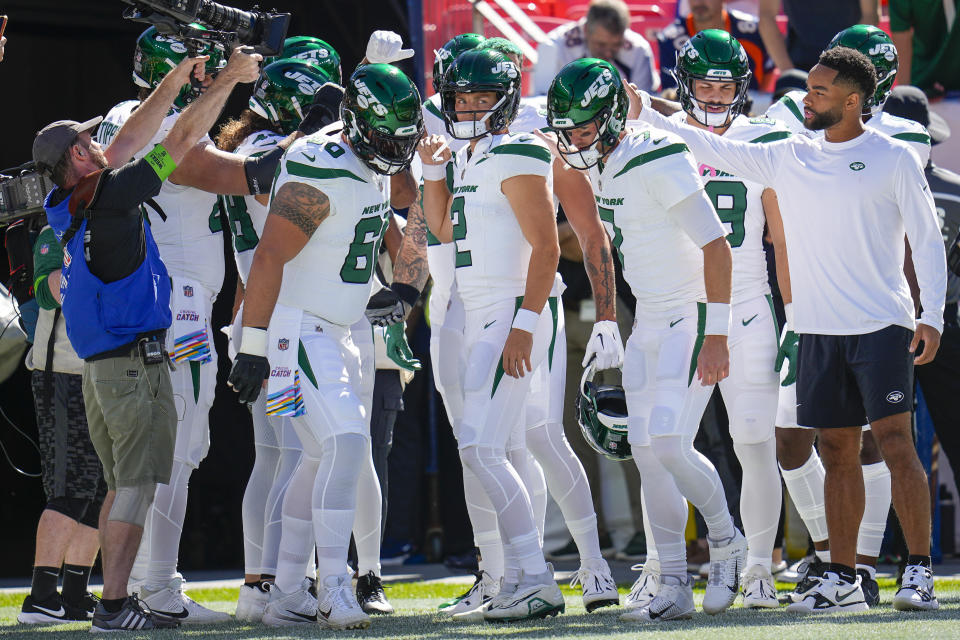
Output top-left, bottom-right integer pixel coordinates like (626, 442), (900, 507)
(286, 162), (367, 183)
(612, 143), (689, 178)
(749, 131), (791, 144)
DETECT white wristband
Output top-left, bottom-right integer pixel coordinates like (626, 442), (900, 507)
(704, 302), (731, 336)
(784, 302), (794, 328)
(512, 308), (540, 334)
(421, 162), (447, 181)
(239, 327), (268, 357)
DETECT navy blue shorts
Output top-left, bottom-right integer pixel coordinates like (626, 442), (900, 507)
(796, 325), (914, 428)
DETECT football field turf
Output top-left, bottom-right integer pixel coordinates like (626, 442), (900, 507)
(2, 578), (959, 639)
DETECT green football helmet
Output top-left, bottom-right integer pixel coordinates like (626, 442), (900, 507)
(133, 26), (226, 108)
(546, 58), (627, 169)
(274, 36), (342, 85)
(249, 59), (332, 135)
(673, 29), (752, 128)
(440, 48), (521, 140)
(827, 24), (898, 114)
(577, 363), (631, 462)
(342, 63), (424, 176)
(432, 33), (486, 94)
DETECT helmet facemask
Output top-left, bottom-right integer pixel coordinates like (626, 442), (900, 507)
(576, 362), (631, 461)
(551, 94), (624, 170)
(342, 105), (423, 176)
(675, 69), (751, 128)
(441, 89), (512, 140)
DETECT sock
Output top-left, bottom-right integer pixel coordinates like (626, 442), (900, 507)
(502, 539), (520, 586)
(30, 566), (60, 601)
(779, 451), (829, 543)
(101, 597), (125, 613)
(830, 563), (856, 584)
(353, 450), (383, 577)
(242, 395), (280, 576)
(261, 436), (302, 577)
(816, 550), (831, 563)
(907, 554), (931, 568)
(462, 461), (503, 580)
(312, 434), (365, 582)
(733, 438), (780, 572)
(566, 514), (603, 563)
(275, 516), (314, 594)
(61, 564), (92, 605)
(633, 446), (687, 579)
(857, 462), (891, 559)
(856, 564), (876, 579)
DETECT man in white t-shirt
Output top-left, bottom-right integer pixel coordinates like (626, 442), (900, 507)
(633, 46), (947, 614)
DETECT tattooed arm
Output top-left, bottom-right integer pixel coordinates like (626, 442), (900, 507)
(552, 158), (617, 322)
(242, 181), (331, 328)
(391, 197), (431, 294)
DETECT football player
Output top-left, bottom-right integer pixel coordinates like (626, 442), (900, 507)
(418, 48), (566, 622)
(228, 63), (423, 630)
(94, 27), (282, 624)
(548, 58), (746, 622)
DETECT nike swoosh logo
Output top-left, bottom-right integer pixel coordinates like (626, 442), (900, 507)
(318, 607), (332, 620)
(669, 318), (684, 327)
(483, 320), (496, 329)
(653, 136), (667, 144)
(151, 608), (190, 619)
(302, 153), (316, 162)
(288, 608), (318, 622)
(33, 605), (66, 617)
(742, 314), (758, 326)
(835, 588), (859, 602)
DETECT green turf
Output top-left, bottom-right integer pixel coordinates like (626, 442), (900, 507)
(2, 578), (958, 639)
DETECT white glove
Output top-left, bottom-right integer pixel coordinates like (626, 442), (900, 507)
(583, 320), (624, 370)
(366, 30), (414, 64)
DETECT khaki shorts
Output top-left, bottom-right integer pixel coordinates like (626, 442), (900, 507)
(83, 350), (176, 490)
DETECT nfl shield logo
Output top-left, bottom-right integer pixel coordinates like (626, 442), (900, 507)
(183, 285), (194, 297)
(39, 243), (49, 255)
(278, 338), (290, 351)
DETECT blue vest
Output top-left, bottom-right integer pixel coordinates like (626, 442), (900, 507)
(44, 176), (172, 360)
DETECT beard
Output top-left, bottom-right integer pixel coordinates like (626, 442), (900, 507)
(804, 105), (843, 131)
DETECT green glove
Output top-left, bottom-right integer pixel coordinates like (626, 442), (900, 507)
(775, 326), (799, 387)
(384, 322), (421, 372)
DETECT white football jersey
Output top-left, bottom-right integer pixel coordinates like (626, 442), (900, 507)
(670, 113), (789, 304)
(447, 132), (554, 310)
(589, 128), (717, 311)
(765, 90), (932, 165)
(273, 132), (391, 326)
(95, 101), (225, 296)
(226, 130), (285, 285)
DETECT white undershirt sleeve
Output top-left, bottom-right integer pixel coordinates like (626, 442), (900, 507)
(895, 148), (948, 333)
(668, 190), (727, 249)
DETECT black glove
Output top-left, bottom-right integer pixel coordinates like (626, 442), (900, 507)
(228, 353), (270, 404)
(365, 287), (407, 327)
(298, 82), (345, 135)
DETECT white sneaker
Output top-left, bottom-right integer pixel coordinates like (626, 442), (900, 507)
(621, 575), (694, 622)
(261, 584), (318, 626)
(483, 565), (565, 622)
(702, 529), (747, 614)
(785, 571), (868, 613)
(316, 574), (371, 630)
(571, 559), (619, 612)
(139, 576), (231, 624)
(236, 582), (271, 622)
(624, 559), (660, 611)
(440, 571), (499, 617)
(741, 565), (779, 609)
(453, 577), (508, 622)
(893, 564), (939, 611)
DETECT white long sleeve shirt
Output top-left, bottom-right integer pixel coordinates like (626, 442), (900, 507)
(633, 109), (947, 335)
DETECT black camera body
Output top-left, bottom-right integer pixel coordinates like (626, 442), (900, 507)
(0, 163), (55, 227)
(121, 0), (290, 56)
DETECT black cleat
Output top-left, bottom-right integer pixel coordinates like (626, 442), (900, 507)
(18, 592), (91, 624)
(91, 595), (180, 632)
(356, 571), (394, 615)
(857, 569), (880, 607)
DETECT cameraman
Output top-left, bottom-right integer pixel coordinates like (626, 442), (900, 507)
(34, 48), (260, 631)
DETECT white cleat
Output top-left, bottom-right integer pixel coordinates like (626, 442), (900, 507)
(785, 571), (868, 614)
(621, 575), (694, 622)
(452, 577), (508, 622)
(316, 574), (371, 630)
(741, 565), (779, 609)
(139, 576), (231, 624)
(261, 584), (318, 627)
(235, 582), (271, 622)
(893, 564), (939, 611)
(483, 565), (565, 622)
(439, 570), (499, 617)
(624, 559), (660, 611)
(571, 559), (619, 612)
(702, 529), (747, 615)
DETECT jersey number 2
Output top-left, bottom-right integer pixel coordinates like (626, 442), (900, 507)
(450, 196), (472, 267)
(704, 181), (747, 248)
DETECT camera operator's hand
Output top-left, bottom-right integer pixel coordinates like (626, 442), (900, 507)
(298, 83), (345, 135)
(365, 30), (414, 64)
(220, 46), (263, 84)
(167, 54), (209, 87)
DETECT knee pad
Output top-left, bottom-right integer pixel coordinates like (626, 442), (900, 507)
(649, 434), (689, 470)
(110, 484), (157, 526)
(728, 392), (777, 445)
(460, 445), (506, 475)
(648, 404), (679, 439)
(46, 497), (93, 523)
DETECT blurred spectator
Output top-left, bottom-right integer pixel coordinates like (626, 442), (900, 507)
(882, 86), (960, 494)
(889, 0), (960, 95)
(758, 0), (878, 72)
(658, 0), (773, 90)
(533, 0), (659, 95)
(771, 68), (808, 101)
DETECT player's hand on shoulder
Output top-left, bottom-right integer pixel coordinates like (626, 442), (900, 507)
(501, 328), (533, 379)
(418, 134), (450, 165)
(697, 334), (729, 386)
